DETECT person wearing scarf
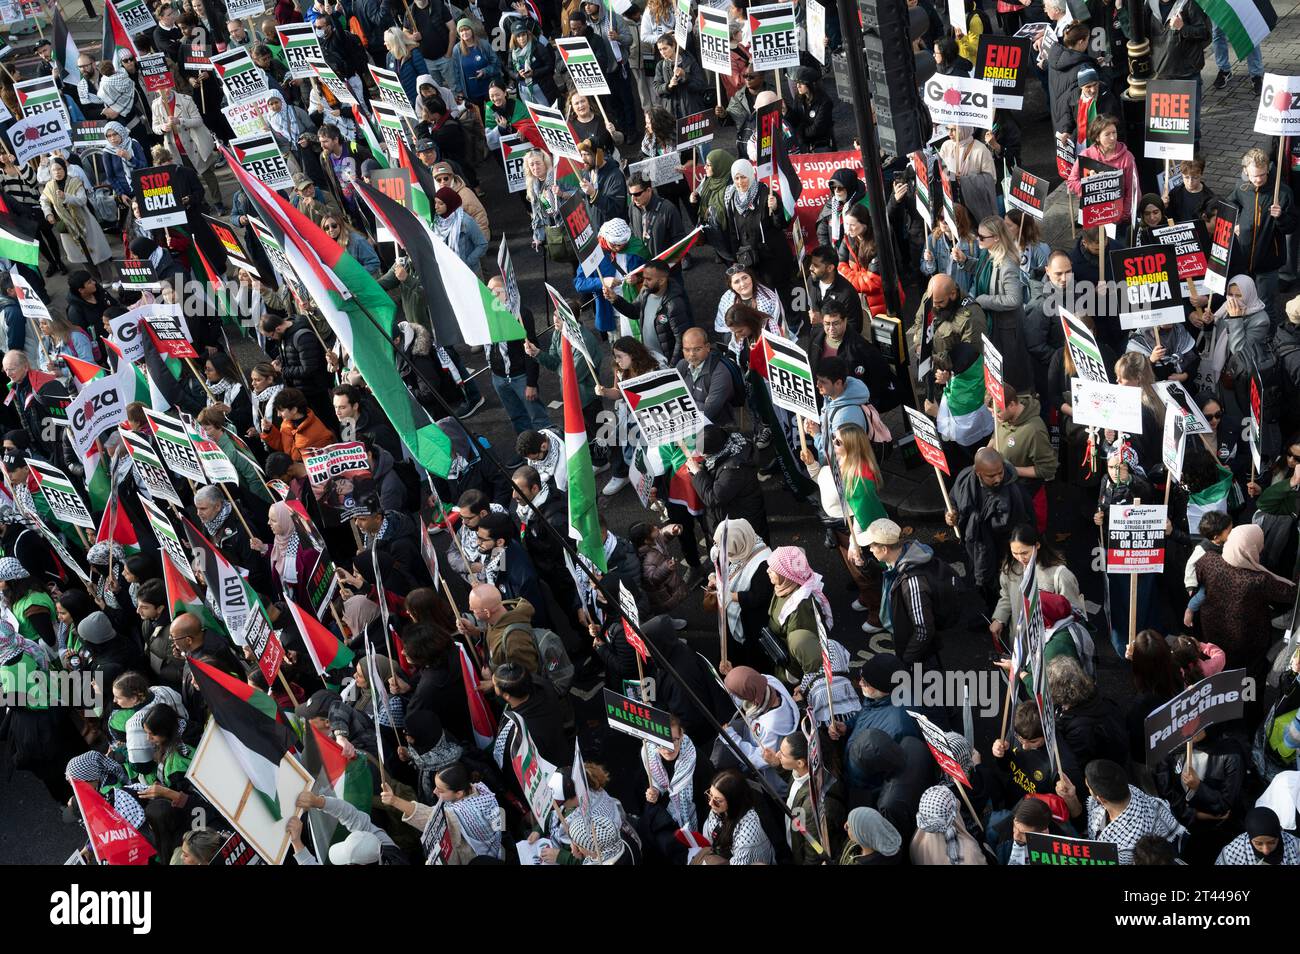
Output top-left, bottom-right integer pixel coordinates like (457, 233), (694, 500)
(1133, 192), (1168, 245)
(342, 595), (381, 652)
(721, 664), (799, 796)
(723, 157), (797, 296)
(642, 727), (698, 835)
(86, 542), (127, 613)
(713, 265), (786, 337)
(102, 121), (148, 213)
(3, 618), (84, 803)
(434, 186), (487, 272)
(764, 545), (833, 686)
(1125, 322), (1198, 383)
(842, 806), (903, 864)
(817, 167), (866, 247)
(65, 750), (148, 831)
(1195, 523), (1297, 670)
(938, 125), (998, 224)
(262, 88), (315, 167)
(1203, 274), (1272, 381)
(911, 785), (987, 865)
(1216, 807), (1300, 864)
(692, 148), (734, 252)
(266, 501), (321, 606)
(688, 424), (770, 541)
(1067, 114), (1139, 239)
(149, 84), (224, 212)
(709, 517), (774, 668)
(505, 19), (555, 104)
(39, 158), (112, 273)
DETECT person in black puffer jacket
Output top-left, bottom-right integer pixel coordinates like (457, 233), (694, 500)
(688, 425), (770, 541)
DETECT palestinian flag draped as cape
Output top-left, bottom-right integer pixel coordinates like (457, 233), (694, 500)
(937, 353), (995, 445)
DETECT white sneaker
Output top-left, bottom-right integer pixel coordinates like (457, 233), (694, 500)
(861, 619), (886, 634)
(602, 476), (629, 496)
(851, 599), (870, 612)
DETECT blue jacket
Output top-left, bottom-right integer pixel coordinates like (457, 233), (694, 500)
(443, 210), (487, 271)
(451, 39), (500, 101)
(345, 232), (381, 276)
(105, 139), (148, 197)
(572, 253), (628, 335)
(1, 294), (24, 353)
(815, 375), (870, 461)
(386, 49), (430, 108)
(843, 693), (922, 754)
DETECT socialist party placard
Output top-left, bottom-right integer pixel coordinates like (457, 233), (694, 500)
(974, 35), (1031, 109)
(1106, 504), (1167, 574)
(1144, 80), (1198, 161)
(1109, 245), (1184, 329)
(1151, 220), (1207, 280)
(133, 166), (188, 230)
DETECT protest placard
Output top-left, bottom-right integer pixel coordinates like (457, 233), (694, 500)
(1080, 157), (1123, 229)
(555, 35), (611, 96)
(1144, 80), (1198, 160)
(1253, 73), (1300, 138)
(558, 190), (604, 277)
(677, 109), (716, 151)
(1151, 220), (1207, 280)
(1154, 380), (1212, 435)
(1070, 379), (1143, 433)
(7, 110), (70, 164)
(370, 63), (418, 118)
(1201, 200), (1237, 295)
(758, 332), (817, 420)
(909, 710), (971, 787)
(138, 52), (173, 91)
(133, 166), (187, 230)
(27, 459), (93, 528)
(526, 100), (581, 161)
(1024, 832), (1120, 865)
(1006, 165), (1047, 220)
(619, 367), (706, 445)
(128, 436), (184, 510)
(604, 688), (674, 747)
(501, 134), (531, 193)
(303, 442), (375, 525)
(923, 74), (995, 129)
(1106, 504), (1167, 574)
(1162, 404), (1185, 482)
(1144, 669), (1249, 764)
(904, 405), (950, 476)
(748, 3), (800, 71)
(1060, 309), (1110, 384)
(974, 35), (1031, 109)
(277, 22), (322, 80)
(212, 47), (268, 104)
(982, 334), (1005, 410)
(145, 409), (207, 483)
(230, 132), (292, 191)
(1110, 245), (1184, 329)
(221, 93), (274, 138)
(698, 7), (732, 73)
(140, 303), (197, 359)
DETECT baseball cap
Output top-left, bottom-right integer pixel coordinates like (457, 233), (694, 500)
(861, 518), (901, 547)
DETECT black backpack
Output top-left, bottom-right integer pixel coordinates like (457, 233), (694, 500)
(713, 350), (748, 408)
(901, 552), (969, 631)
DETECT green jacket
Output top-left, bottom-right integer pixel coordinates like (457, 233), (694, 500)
(994, 395), (1059, 483)
(769, 591), (822, 686)
(537, 322), (602, 408)
(379, 263), (428, 331)
(0, 653), (47, 709)
(1257, 476), (1298, 517)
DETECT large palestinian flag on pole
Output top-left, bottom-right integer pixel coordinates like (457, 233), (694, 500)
(356, 181), (523, 348)
(284, 597), (354, 679)
(561, 338), (606, 573)
(223, 148), (453, 478)
(1201, 0), (1276, 59)
(51, 4), (81, 88)
(189, 656), (298, 819)
(101, 0), (141, 60)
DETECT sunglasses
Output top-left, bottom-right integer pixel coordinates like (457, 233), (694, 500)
(629, 190), (645, 198)
(978, 232), (995, 240)
(726, 264), (747, 276)
(1205, 411), (1222, 420)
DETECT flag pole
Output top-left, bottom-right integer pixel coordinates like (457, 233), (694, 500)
(334, 287), (805, 827)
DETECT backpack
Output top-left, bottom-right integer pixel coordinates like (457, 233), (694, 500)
(901, 553), (969, 631)
(503, 621), (574, 695)
(714, 350), (748, 408)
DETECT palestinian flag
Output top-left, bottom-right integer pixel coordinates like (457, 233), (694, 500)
(457, 641), (497, 749)
(357, 181), (523, 348)
(637, 442), (703, 515)
(51, 4), (80, 88)
(223, 148), (453, 478)
(356, 110), (389, 170)
(101, 0), (140, 62)
(1201, 0), (1276, 59)
(62, 354), (106, 386)
(96, 495), (140, 553)
(937, 355), (995, 445)
(395, 137), (435, 223)
(561, 338), (607, 572)
(634, 226), (704, 275)
(0, 214), (39, 268)
(162, 545), (225, 635)
(1187, 463), (1234, 533)
(182, 516), (254, 642)
(307, 722), (372, 811)
(284, 598), (355, 678)
(190, 656), (299, 819)
(71, 779), (156, 865)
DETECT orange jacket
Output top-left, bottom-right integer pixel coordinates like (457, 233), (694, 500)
(263, 411), (337, 462)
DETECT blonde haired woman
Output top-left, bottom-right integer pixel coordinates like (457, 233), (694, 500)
(39, 157), (112, 276)
(384, 25), (429, 106)
(1112, 351), (1166, 473)
(961, 214), (1033, 392)
(800, 422), (887, 631)
(39, 315), (96, 383)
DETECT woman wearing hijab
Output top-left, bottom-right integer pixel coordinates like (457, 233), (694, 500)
(434, 186), (488, 273)
(1196, 524), (1297, 670)
(1134, 192), (1168, 245)
(150, 83), (225, 213)
(911, 785), (988, 865)
(345, 652), (408, 779)
(708, 518), (775, 671)
(40, 158), (112, 277)
(102, 121), (148, 220)
(691, 149), (735, 260)
(1216, 807), (1300, 864)
(266, 502), (322, 607)
(721, 664), (798, 795)
(723, 156), (797, 306)
(261, 88), (316, 169)
(342, 595), (382, 655)
(939, 124), (998, 224)
(1199, 274), (1273, 404)
(763, 545), (833, 686)
(841, 806), (904, 865)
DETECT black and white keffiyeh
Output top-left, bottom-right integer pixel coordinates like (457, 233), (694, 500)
(1087, 786), (1186, 865)
(645, 735), (697, 832)
(447, 782), (505, 860)
(703, 807), (774, 865)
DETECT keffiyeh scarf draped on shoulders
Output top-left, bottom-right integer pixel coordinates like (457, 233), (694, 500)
(916, 786), (964, 864)
(447, 782), (505, 859)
